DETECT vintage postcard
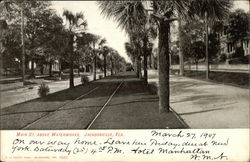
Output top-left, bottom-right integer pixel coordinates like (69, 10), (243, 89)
(0, 0), (249, 161)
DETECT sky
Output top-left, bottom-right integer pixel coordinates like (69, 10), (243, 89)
(51, 1), (250, 63)
(51, 1), (130, 61)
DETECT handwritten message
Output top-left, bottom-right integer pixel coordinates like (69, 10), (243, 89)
(1, 129), (249, 161)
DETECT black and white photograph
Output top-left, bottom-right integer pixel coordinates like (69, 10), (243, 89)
(0, 0), (249, 161)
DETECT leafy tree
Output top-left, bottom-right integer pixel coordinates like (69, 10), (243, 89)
(76, 32), (97, 73)
(112, 51), (126, 73)
(2, 23), (21, 72)
(190, 41), (206, 71)
(24, 7), (61, 78)
(48, 21), (70, 77)
(208, 32), (220, 61)
(190, 0), (233, 79)
(178, 18), (205, 71)
(1, 0), (52, 84)
(227, 9), (250, 55)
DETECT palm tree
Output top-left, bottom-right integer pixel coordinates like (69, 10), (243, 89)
(98, 1), (191, 113)
(125, 35), (142, 78)
(142, 26), (157, 83)
(77, 32), (98, 75)
(130, 32), (143, 78)
(63, 10), (87, 88)
(98, 1), (148, 80)
(98, 38), (107, 77)
(109, 49), (117, 75)
(190, 0), (232, 79)
(91, 34), (101, 80)
(125, 42), (136, 69)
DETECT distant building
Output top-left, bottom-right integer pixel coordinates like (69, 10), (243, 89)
(219, 25), (250, 58)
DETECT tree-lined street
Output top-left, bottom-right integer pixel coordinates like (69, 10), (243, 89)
(1, 72), (187, 130)
(1, 70), (249, 129)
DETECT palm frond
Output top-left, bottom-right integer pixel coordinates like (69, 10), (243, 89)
(63, 9), (87, 29)
(190, 0), (233, 23)
(97, 1), (147, 33)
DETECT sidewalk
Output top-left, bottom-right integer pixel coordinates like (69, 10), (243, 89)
(0, 74), (50, 92)
(0, 76), (83, 109)
(0, 74), (49, 83)
(0, 72), (108, 109)
(148, 70), (250, 128)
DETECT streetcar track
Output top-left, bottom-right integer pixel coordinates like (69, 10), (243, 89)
(20, 86), (99, 130)
(0, 102), (101, 116)
(86, 82), (123, 129)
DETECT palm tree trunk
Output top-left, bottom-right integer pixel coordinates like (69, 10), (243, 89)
(178, 18), (184, 76)
(143, 37), (148, 84)
(78, 66), (80, 76)
(21, 8), (25, 86)
(149, 54), (152, 68)
(158, 21), (170, 113)
(40, 64), (44, 75)
(196, 60), (198, 73)
(49, 59), (53, 77)
(143, 54), (148, 83)
(58, 58), (62, 79)
(69, 54), (74, 87)
(205, 12), (209, 79)
(104, 54), (107, 77)
(136, 56), (139, 78)
(110, 57), (113, 75)
(30, 60), (35, 78)
(138, 57), (142, 78)
(93, 43), (97, 80)
(93, 56), (97, 80)
(69, 34), (74, 88)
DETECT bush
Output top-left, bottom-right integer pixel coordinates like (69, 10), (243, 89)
(232, 47), (244, 58)
(228, 56), (250, 64)
(38, 83), (50, 97)
(81, 75), (89, 84)
(148, 83), (158, 95)
(219, 53), (227, 63)
(99, 75), (103, 79)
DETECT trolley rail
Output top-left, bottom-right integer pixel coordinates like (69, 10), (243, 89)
(20, 86), (99, 130)
(86, 82), (123, 129)
(14, 81), (124, 130)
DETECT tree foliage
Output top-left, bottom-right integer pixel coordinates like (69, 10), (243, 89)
(227, 9), (250, 43)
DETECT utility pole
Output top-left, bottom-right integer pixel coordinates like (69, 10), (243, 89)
(93, 42), (96, 81)
(178, 18), (184, 76)
(205, 12), (209, 79)
(21, 7), (26, 86)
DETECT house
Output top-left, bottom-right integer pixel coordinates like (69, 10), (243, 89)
(219, 25), (250, 59)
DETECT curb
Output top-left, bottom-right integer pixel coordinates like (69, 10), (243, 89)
(169, 106), (190, 129)
(171, 72), (250, 89)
